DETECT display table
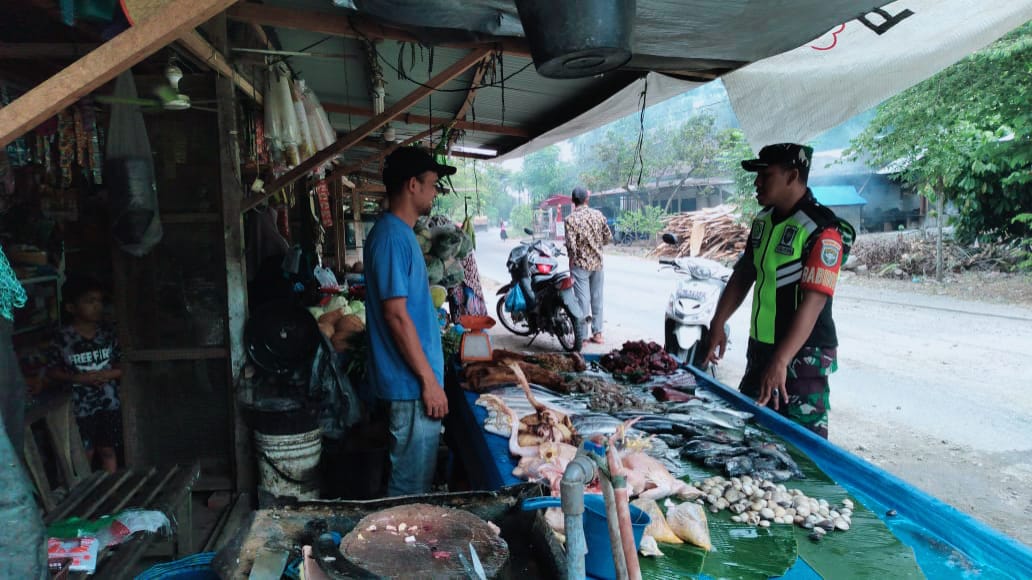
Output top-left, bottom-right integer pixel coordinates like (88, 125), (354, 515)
(445, 364), (1032, 579)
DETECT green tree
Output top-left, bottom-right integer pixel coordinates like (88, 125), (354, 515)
(517, 145), (576, 203)
(717, 128), (760, 222)
(434, 157), (516, 222)
(845, 22), (1032, 244)
(509, 204), (534, 232)
(616, 206), (667, 238)
(573, 112), (739, 212)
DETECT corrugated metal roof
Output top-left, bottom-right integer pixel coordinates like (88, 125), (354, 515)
(241, 0), (893, 163)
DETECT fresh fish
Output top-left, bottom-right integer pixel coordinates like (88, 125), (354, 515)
(666, 400), (755, 421)
(749, 441), (804, 478)
(680, 439), (748, 460)
(570, 413), (624, 437)
(724, 455), (755, 477)
(666, 410), (744, 430)
(752, 469), (796, 483)
(655, 434), (687, 448)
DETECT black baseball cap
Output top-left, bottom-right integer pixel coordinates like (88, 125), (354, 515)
(571, 186), (589, 203)
(383, 146), (457, 187)
(741, 143), (813, 172)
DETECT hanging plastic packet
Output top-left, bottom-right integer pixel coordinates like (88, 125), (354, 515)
(314, 264), (341, 291)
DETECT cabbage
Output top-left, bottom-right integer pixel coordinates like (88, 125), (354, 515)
(426, 258), (445, 285)
(430, 226), (463, 260)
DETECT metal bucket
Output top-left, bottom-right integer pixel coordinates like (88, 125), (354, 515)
(254, 428), (322, 500)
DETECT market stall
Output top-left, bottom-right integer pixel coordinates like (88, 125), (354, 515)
(445, 342), (1032, 579)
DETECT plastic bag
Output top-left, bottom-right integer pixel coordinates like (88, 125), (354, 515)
(105, 71), (162, 256)
(505, 285), (526, 313)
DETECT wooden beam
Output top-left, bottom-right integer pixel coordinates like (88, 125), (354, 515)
(355, 183), (386, 194)
(178, 30), (263, 106)
(242, 48), (490, 212)
(226, 3), (530, 56)
(323, 102), (530, 137)
(448, 57), (491, 151)
(0, 42), (101, 59)
(455, 59), (490, 122)
(323, 126), (437, 187)
(0, 0), (238, 148)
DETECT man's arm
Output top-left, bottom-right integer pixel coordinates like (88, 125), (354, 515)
(705, 265), (755, 364)
(598, 213), (612, 245)
(564, 220), (579, 262)
(382, 297), (448, 419)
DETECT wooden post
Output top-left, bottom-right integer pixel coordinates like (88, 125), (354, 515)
(352, 188), (364, 258)
(210, 13), (254, 492)
(111, 252), (141, 465)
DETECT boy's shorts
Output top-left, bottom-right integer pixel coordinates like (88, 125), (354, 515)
(76, 410), (122, 450)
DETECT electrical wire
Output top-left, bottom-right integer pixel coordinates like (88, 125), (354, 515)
(348, 19), (534, 93)
(628, 74), (648, 189)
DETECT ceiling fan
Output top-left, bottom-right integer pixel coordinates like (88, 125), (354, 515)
(95, 59), (217, 113)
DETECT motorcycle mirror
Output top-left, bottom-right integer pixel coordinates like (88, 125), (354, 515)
(524, 227), (534, 236)
(662, 232), (679, 245)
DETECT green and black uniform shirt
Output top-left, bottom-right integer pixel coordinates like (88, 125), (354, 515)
(735, 190), (855, 352)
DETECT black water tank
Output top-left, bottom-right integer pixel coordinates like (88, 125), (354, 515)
(516, 0), (636, 79)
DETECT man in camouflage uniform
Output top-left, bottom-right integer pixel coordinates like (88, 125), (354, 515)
(705, 144), (854, 438)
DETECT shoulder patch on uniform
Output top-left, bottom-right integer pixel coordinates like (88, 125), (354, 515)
(820, 239), (841, 267)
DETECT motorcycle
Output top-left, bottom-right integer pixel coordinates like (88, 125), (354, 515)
(495, 228), (585, 352)
(660, 232), (733, 369)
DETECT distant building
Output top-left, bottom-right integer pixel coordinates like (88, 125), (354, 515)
(809, 149), (925, 232)
(811, 185), (867, 229)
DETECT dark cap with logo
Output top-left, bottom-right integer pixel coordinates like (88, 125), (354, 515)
(383, 146), (457, 188)
(741, 143), (813, 172)
(571, 186), (589, 203)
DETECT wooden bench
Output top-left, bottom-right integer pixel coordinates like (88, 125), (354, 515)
(23, 392), (200, 579)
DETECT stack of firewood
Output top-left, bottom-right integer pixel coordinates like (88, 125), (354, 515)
(650, 205), (749, 260)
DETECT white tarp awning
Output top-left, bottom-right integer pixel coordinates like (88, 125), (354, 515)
(493, 72), (701, 162)
(724, 0), (1032, 151)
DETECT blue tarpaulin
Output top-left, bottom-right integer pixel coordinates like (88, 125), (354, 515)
(812, 186), (868, 207)
(447, 358), (1032, 578)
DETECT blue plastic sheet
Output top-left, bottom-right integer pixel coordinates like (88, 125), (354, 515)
(449, 359), (1032, 578)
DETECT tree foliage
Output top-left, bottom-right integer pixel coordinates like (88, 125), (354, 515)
(616, 205), (667, 237)
(517, 145), (577, 203)
(714, 128), (758, 222)
(509, 204), (534, 232)
(845, 22), (1032, 244)
(434, 157), (515, 222)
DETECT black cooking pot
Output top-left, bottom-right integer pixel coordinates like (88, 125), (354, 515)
(246, 300), (322, 375)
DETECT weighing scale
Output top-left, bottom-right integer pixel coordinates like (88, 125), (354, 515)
(458, 315), (495, 362)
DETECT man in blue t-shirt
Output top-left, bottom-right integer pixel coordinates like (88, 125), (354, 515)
(364, 146), (455, 496)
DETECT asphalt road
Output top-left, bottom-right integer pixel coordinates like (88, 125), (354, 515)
(474, 228), (1032, 545)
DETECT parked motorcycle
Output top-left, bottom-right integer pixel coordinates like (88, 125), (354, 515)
(660, 232), (733, 368)
(496, 228), (585, 352)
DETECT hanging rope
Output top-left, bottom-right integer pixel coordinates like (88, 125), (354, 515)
(627, 74), (649, 189)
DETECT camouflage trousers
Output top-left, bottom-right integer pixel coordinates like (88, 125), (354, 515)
(740, 341), (837, 439)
